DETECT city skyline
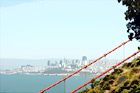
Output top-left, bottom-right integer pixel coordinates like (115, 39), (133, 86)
(0, 56), (121, 76)
(0, 55), (134, 70)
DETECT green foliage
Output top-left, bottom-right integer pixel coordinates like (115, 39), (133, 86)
(122, 63), (129, 68)
(136, 60), (140, 66)
(44, 68), (68, 74)
(122, 89), (130, 93)
(118, 0), (140, 41)
(130, 78), (139, 86)
(110, 75), (116, 79)
(103, 75), (110, 81)
(112, 68), (123, 75)
(109, 79), (114, 84)
(79, 56), (140, 93)
(132, 85), (140, 93)
(128, 56), (140, 67)
(88, 89), (96, 93)
(123, 71), (132, 78)
(114, 87), (121, 93)
(139, 75), (140, 79)
(91, 80), (99, 89)
(123, 80), (130, 86)
(102, 83), (110, 90)
(131, 67), (139, 73)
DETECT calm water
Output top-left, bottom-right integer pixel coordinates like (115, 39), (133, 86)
(0, 74), (94, 93)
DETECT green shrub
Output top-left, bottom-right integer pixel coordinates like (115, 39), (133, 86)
(122, 63), (128, 68)
(139, 75), (140, 79)
(131, 84), (138, 89)
(109, 79), (114, 84)
(114, 87), (121, 93)
(131, 56), (140, 67)
(127, 63), (132, 67)
(130, 79), (139, 86)
(90, 80), (99, 89)
(122, 89), (130, 93)
(131, 64), (135, 67)
(131, 67), (139, 73)
(132, 86), (140, 93)
(110, 75), (116, 79)
(124, 80), (130, 86)
(129, 88), (134, 92)
(136, 60), (140, 66)
(88, 89), (96, 93)
(123, 71), (132, 78)
(102, 84), (110, 90)
(103, 75), (110, 81)
(113, 68), (123, 74)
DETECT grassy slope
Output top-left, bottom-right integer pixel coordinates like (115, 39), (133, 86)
(79, 56), (140, 93)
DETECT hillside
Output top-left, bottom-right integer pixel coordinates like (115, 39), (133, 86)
(79, 56), (140, 93)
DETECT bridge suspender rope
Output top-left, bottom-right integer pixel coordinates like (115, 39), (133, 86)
(71, 50), (140, 93)
(39, 38), (133, 93)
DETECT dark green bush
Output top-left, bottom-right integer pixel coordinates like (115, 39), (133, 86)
(131, 84), (138, 89)
(132, 86), (140, 93)
(127, 63), (132, 67)
(130, 63), (135, 67)
(103, 75), (110, 81)
(124, 80), (130, 86)
(122, 63), (129, 68)
(113, 68), (123, 74)
(110, 75), (116, 80)
(99, 81), (104, 87)
(91, 80), (99, 89)
(109, 79), (114, 84)
(139, 75), (140, 79)
(103, 84), (110, 90)
(130, 79), (139, 86)
(115, 87), (121, 93)
(136, 60), (140, 66)
(132, 68), (139, 73)
(122, 89), (130, 93)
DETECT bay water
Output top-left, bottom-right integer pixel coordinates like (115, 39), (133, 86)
(0, 74), (94, 93)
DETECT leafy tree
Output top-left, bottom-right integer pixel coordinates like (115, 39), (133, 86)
(118, 0), (140, 44)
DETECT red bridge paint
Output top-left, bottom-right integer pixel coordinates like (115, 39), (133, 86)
(39, 38), (133, 93)
(71, 50), (140, 93)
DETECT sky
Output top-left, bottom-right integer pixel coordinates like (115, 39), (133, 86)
(0, 0), (140, 60)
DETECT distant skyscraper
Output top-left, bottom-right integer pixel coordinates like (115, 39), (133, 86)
(76, 59), (79, 63)
(82, 56), (87, 61)
(82, 56), (87, 65)
(47, 60), (50, 66)
(60, 60), (62, 66)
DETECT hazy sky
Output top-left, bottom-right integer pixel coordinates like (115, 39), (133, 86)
(0, 0), (139, 59)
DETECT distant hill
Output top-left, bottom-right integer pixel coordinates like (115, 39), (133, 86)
(79, 56), (140, 93)
(0, 59), (49, 69)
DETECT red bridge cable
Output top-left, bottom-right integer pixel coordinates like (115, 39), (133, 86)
(71, 50), (140, 93)
(39, 39), (132, 93)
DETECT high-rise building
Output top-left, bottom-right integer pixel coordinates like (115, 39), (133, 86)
(47, 60), (50, 66)
(59, 60), (63, 66)
(82, 56), (87, 61)
(82, 56), (87, 65)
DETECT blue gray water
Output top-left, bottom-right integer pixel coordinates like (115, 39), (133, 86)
(0, 75), (94, 93)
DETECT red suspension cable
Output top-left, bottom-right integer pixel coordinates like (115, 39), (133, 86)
(71, 50), (140, 93)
